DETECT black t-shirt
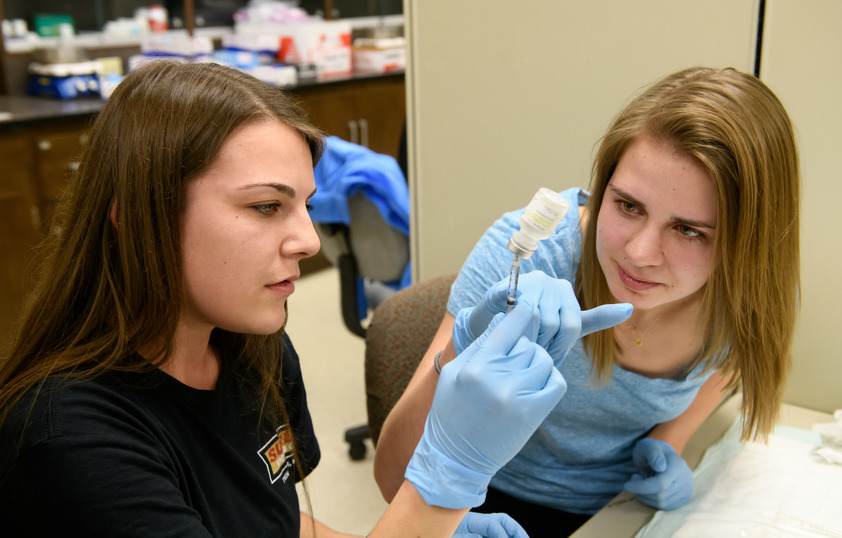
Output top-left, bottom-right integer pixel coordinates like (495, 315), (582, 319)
(0, 333), (319, 537)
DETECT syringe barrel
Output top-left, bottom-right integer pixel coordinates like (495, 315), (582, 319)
(505, 255), (520, 313)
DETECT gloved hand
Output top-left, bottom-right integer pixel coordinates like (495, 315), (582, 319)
(405, 301), (566, 508)
(453, 512), (528, 538)
(623, 438), (694, 511)
(452, 271), (633, 365)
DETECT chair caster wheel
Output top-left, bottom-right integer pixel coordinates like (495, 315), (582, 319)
(348, 441), (367, 461)
(344, 424), (370, 461)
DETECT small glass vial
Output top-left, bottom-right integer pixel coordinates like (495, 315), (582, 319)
(505, 188), (569, 312)
(507, 187), (569, 259)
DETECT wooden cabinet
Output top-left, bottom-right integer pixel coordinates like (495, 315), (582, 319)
(292, 74), (406, 159)
(0, 74), (405, 350)
(0, 118), (91, 350)
(0, 131), (40, 349)
(31, 123), (91, 232)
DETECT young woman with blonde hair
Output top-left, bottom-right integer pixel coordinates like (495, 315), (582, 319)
(374, 66), (800, 537)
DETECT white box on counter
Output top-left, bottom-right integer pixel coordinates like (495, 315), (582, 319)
(139, 34), (214, 60)
(233, 20), (352, 81)
(353, 46), (405, 74)
(352, 37), (405, 74)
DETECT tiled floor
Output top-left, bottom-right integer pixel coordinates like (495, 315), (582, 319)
(285, 267), (389, 534)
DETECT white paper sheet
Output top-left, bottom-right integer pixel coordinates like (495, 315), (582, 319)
(636, 419), (842, 537)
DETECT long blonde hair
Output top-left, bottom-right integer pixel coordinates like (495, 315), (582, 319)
(0, 61), (324, 459)
(577, 67), (800, 441)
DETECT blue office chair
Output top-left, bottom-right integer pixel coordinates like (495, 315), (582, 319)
(310, 136), (410, 459)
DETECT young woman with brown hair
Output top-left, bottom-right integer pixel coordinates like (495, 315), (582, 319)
(0, 60), (622, 537)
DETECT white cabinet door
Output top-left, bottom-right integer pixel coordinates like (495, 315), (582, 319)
(407, 0), (760, 280)
(762, 0), (842, 413)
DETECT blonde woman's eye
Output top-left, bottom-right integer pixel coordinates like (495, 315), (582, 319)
(618, 200), (637, 213)
(677, 224), (701, 238)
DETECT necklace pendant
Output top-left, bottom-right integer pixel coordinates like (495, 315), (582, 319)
(635, 338), (642, 347)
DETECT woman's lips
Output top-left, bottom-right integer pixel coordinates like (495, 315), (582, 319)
(267, 280), (295, 295)
(618, 265), (659, 291)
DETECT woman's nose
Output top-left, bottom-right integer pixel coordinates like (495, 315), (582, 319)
(626, 224), (664, 266)
(287, 214), (321, 259)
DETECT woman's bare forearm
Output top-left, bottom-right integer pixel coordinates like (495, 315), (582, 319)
(648, 370), (732, 454)
(368, 480), (468, 538)
(300, 481), (467, 537)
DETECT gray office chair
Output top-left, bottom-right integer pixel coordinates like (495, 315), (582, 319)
(314, 192), (410, 460)
(312, 131), (410, 459)
(315, 191), (409, 339)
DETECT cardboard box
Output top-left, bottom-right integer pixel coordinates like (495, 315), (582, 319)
(234, 20), (351, 81)
(140, 34), (214, 60)
(353, 45), (405, 74)
(221, 33), (281, 65)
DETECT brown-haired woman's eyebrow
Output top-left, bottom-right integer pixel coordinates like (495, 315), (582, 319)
(239, 183), (296, 197)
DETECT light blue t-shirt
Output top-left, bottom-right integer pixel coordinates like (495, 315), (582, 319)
(447, 188), (715, 514)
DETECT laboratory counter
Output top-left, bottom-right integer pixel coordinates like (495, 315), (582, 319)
(0, 69), (404, 128)
(0, 94), (104, 125)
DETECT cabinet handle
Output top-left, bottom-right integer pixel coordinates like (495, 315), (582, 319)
(358, 118), (369, 148)
(30, 205), (41, 229)
(68, 161), (80, 172)
(38, 139), (52, 151)
(347, 120), (358, 144)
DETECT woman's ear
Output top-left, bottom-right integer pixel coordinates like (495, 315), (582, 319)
(109, 199), (119, 228)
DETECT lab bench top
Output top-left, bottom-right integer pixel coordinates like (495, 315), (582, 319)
(0, 69), (404, 129)
(570, 397), (834, 537)
(0, 94), (104, 126)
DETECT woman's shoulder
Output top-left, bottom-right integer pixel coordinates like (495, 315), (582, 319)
(450, 188), (588, 310)
(2, 371), (163, 451)
(520, 188), (586, 278)
(482, 187), (587, 256)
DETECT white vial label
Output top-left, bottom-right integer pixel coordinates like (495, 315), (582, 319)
(522, 188), (568, 238)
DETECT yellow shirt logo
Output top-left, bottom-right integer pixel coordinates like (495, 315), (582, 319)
(258, 426), (295, 484)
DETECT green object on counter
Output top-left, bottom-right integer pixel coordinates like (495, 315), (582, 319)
(34, 14), (75, 38)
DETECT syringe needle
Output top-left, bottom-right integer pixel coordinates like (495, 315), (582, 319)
(506, 255), (520, 313)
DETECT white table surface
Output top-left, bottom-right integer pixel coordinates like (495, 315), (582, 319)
(570, 396), (834, 537)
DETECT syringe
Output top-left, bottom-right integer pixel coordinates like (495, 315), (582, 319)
(505, 188), (570, 311)
(505, 255), (521, 313)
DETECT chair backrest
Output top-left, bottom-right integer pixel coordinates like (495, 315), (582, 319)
(316, 192), (409, 284)
(311, 136), (411, 338)
(364, 274), (456, 445)
(315, 192), (410, 338)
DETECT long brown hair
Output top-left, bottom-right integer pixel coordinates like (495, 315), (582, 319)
(0, 61), (324, 442)
(576, 67), (800, 441)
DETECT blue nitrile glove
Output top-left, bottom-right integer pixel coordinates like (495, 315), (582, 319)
(405, 300), (567, 508)
(453, 271), (633, 365)
(623, 438), (694, 511)
(453, 512), (528, 538)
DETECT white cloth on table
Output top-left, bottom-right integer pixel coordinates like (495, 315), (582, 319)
(636, 417), (842, 537)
